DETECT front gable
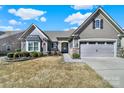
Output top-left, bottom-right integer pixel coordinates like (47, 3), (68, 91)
(79, 13), (119, 39)
(19, 24), (50, 41)
(72, 7), (123, 39)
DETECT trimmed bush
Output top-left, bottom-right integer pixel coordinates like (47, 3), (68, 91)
(7, 52), (14, 58)
(22, 52), (30, 57)
(13, 52), (25, 59)
(119, 48), (124, 57)
(30, 52), (38, 57)
(13, 52), (20, 59)
(37, 52), (43, 57)
(0, 52), (7, 56)
(72, 53), (80, 59)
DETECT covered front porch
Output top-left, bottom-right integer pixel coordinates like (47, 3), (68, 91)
(58, 41), (69, 53)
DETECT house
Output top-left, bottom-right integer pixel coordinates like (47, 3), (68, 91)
(0, 7), (124, 58)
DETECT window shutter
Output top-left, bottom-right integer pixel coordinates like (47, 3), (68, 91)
(100, 19), (103, 29)
(93, 19), (95, 29)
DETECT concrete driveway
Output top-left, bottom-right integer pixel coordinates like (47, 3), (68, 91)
(83, 57), (124, 88)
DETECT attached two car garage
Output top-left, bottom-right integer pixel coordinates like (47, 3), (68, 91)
(80, 39), (117, 58)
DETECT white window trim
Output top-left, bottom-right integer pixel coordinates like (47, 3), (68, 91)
(26, 41), (40, 52)
(95, 18), (101, 29)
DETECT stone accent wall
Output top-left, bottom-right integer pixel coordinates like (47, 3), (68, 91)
(73, 48), (79, 54)
(69, 47), (79, 55)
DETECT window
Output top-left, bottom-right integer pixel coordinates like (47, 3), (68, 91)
(81, 42), (87, 44)
(97, 42), (105, 44)
(28, 41), (39, 51)
(6, 45), (11, 51)
(106, 42), (114, 45)
(52, 42), (57, 49)
(89, 42), (96, 44)
(28, 42), (33, 51)
(95, 19), (101, 29)
(34, 42), (38, 51)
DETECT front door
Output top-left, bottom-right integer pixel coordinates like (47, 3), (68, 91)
(61, 42), (68, 53)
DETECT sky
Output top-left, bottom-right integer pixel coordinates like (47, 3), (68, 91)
(0, 5), (124, 31)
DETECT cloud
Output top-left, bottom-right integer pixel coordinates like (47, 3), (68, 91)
(0, 6), (2, 9)
(9, 19), (21, 25)
(71, 5), (94, 10)
(0, 26), (14, 31)
(8, 8), (16, 14)
(8, 8), (46, 20)
(64, 12), (92, 26)
(15, 28), (21, 30)
(64, 26), (78, 31)
(0, 25), (21, 31)
(40, 17), (46, 22)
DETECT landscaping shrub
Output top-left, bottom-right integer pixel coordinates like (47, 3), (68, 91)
(119, 48), (124, 57)
(7, 52), (14, 58)
(0, 52), (7, 56)
(22, 52), (30, 57)
(37, 52), (43, 57)
(30, 52), (38, 57)
(72, 53), (80, 59)
(13, 52), (20, 59)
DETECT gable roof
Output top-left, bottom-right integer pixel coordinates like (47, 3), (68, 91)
(44, 30), (74, 41)
(72, 7), (124, 36)
(0, 29), (75, 42)
(19, 24), (50, 40)
(0, 31), (24, 39)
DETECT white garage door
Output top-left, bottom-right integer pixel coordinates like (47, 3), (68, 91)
(80, 41), (115, 57)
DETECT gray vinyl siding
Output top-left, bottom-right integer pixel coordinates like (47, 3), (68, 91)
(79, 13), (119, 39)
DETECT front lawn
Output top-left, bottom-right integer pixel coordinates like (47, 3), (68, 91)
(0, 56), (112, 88)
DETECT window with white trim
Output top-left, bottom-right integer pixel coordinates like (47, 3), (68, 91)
(34, 42), (39, 51)
(52, 42), (57, 49)
(95, 19), (101, 29)
(28, 41), (39, 51)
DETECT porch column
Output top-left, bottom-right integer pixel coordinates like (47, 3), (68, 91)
(58, 42), (62, 52)
(46, 41), (48, 52)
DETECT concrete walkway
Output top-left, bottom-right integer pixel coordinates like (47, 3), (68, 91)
(0, 56), (5, 61)
(63, 54), (82, 62)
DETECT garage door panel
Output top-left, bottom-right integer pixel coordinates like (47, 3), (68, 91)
(80, 41), (115, 57)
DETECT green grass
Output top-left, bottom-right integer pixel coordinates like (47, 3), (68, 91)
(0, 56), (112, 88)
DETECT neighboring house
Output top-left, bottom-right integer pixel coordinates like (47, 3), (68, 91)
(0, 7), (124, 58)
